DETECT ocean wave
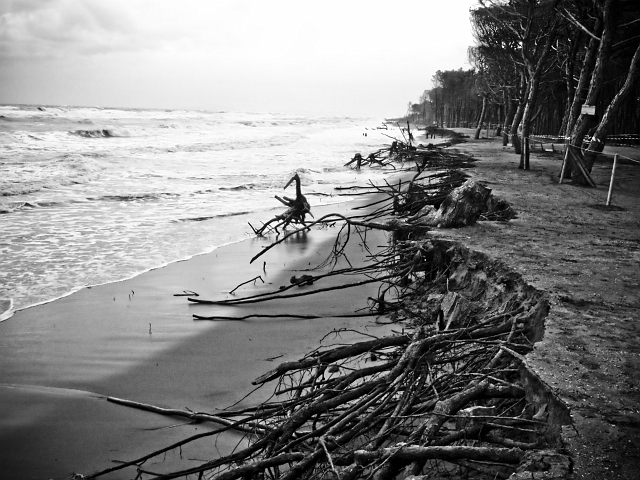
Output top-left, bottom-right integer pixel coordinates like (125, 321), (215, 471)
(0, 153), (103, 196)
(173, 210), (253, 223)
(218, 184), (255, 191)
(0, 198), (83, 212)
(92, 192), (180, 202)
(0, 201), (38, 213)
(0, 184), (46, 197)
(69, 128), (130, 138)
(129, 135), (299, 155)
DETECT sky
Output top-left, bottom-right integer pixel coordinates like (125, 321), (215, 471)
(0, 0), (478, 117)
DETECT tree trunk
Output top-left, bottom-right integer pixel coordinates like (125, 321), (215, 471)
(562, 1), (613, 181)
(581, 40), (640, 177)
(474, 95), (487, 140)
(559, 32), (584, 137)
(503, 91), (516, 146)
(564, 18), (602, 139)
(570, 0), (614, 148)
(519, 74), (541, 169)
(519, 8), (559, 170)
(510, 74), (528, 154)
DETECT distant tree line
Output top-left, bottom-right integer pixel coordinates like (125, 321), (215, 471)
(407, 70), (486, 132)
(407, 0), (640, 179)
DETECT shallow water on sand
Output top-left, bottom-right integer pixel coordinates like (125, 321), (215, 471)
(0, 105), (393, 313)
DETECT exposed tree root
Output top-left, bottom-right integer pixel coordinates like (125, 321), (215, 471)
(81, 141), (572, 480)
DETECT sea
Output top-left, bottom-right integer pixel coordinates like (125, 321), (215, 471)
(0, 104), (394, 320)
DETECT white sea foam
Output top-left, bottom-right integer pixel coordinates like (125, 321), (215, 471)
(0, 299), (14, 322)
(0, 105), (393, 312)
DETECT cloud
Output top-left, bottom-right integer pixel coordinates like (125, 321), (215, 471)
(0, 0), (167, 58)
(0, 0), (478, 116)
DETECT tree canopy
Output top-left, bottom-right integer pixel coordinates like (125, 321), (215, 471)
(408, 0), (640, 176)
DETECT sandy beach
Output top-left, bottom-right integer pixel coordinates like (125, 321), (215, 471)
(2, 129), (639, 480)
(0, 195), (398, 479)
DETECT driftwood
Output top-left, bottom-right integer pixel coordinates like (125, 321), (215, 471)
(106, 396), (270, 435)
(251, 172), (313, 236)
(193, 312), (378, 321)
(411, 180), (493, 227)
(80, 138), (550, 480)
(88, 244), (553, 479)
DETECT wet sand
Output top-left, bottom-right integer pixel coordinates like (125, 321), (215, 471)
(0, 198), (397, 479)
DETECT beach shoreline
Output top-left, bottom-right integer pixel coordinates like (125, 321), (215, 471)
(3, 128), (638, 479)
(0, 105), (386, 316)
(0, 186), (400, 479)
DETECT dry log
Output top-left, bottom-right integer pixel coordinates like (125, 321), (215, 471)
(353, 445), (523, 464)
(208, 452), (305, 480)
(252, 334), (411, 384)
(106, 396), (269, 435)
(413, 179), (493, 227)
(193, 312), (377, 321)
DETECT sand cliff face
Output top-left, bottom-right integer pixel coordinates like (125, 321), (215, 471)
(390, 237), (574, 477)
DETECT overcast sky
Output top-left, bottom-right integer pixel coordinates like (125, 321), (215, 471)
(0, 0), (477, 117)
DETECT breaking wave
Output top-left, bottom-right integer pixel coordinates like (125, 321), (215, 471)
(173, 211), (253, 223)
(70, 128), (130, 138)
(0, 104), (380, 311)
(0, 153), (103, 197)
(0, 200), (71, 214)
(0, 153), (101, 196)
(219, 184), (255, 191)
(91, 192), (180, 202)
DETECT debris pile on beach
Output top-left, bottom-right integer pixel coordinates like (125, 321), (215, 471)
(83, 138), (572, 480)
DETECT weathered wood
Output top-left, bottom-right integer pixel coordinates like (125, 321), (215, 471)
(106, 397), (268, 433)
(354, 445), (523, 464)
(252, 334), (411, 385)
(210, 453), (305, 480)
(414, 180), (493, 227)
(193, 312), (377, 321)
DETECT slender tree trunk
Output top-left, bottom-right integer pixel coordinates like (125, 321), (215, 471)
(562, 1), (613, 181)
(519, 74), (541, 169)
(510, 74), (528, 154)
(564, 17), (604, 139)
(581, 40), (640, 175)
(503, 90), (516, 146)
(474, 95), (487, 140)
(519, 1), (559, 170)
(570, 0), (614, 148)
(559, 33), (583, 137)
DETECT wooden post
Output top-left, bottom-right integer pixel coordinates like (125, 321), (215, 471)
(606, 154), (618, 206)
(559, 146), (570, 184)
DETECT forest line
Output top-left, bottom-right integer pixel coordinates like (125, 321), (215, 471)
(406, 0), (640, 180)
